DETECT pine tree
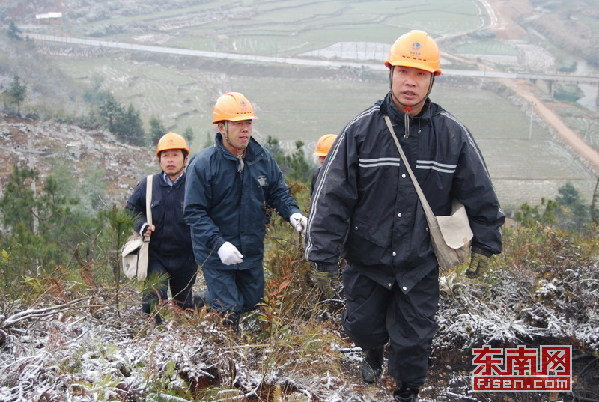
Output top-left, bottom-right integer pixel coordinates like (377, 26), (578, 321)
(7, 21), (22, 40)
(555, 182), (589, 230)
(0, 166), (37, 232)
(264, 137), (311, 184)
(5, 74), (27, 115)
(119, 103), (145, 146)
(183, 126), (194, 147)
(148, 116), (166, 145)
(98, 95), (123, 134)
(285, 140), (311, 183)
(264, 135), (285, 162)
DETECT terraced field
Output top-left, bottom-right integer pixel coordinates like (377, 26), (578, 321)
(84, 0), (485, 57)
(43, 0), (597, 209)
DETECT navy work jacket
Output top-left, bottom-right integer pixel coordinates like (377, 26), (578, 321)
(184, 133), (301, 269)
(306, 94), (505, 293)
(126, 172), (192, 257)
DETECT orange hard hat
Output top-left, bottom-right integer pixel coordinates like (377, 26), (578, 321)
(156, 132), (190, 156)
(385, 30), (442, 76)
(314, 134), (338, 156)
(212, 92), (258, 123)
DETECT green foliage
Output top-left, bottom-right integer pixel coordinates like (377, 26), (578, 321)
(554, 182), (589, 230)
(183, 126), (194, 146)
(80, 163), (109, 211)
(264, 135), (285, 161)
(0, 166), (81, 295)
(0, 166), (37, 232)
(514, 182), (591, 231)
(0, 165), (133, 301)
(264, 137), (313, 184)
(148, 116), (166, 145)
(118, 104), (145, 146)
(514, 198), (557, 227)
(97, 95), (122, 131)
(4, 74), (27, 114)
(7, 21), (22, 40)
(98, 206), (136, 283)
(86, 81), (146, 145)
(201, 130), (213, 149)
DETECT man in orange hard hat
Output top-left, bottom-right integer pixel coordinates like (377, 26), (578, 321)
(311, 134), (337, 196)
(127, 132), (196, 324)
(184, 92), (307, 329)
(306, 30), (504, 401)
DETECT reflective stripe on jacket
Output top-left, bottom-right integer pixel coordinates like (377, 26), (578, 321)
(306, 94), (504, 292)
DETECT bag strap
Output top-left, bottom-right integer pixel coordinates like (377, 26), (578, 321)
(383, 115), (440, 232)
(144, 174), (154, 241)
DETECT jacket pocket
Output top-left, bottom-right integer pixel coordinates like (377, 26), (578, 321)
(348, 216), (391, 249)
(343, 222), (392, 266)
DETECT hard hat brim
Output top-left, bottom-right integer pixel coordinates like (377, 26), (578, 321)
(385, 60), (442, 76)
(212, 114), (259, 124)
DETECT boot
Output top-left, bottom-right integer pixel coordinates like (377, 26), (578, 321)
(393, 382), (419, 402)
(360, 347), (384, 384)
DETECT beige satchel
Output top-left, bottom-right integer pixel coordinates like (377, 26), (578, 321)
(384, 115), (472, 271)
(122, 174), (153, 281)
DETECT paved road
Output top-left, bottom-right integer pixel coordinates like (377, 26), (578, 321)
(28, 32), (599, 174)
(28, 34), (599, 84)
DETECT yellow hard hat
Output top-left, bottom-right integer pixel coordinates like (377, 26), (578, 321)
(156, 132), (190, 156)
(385, 30), (442, 76)
(314, 134), (338, 156)
(212, 92), (258, 123)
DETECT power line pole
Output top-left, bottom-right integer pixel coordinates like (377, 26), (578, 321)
(529, 101), (534, 140)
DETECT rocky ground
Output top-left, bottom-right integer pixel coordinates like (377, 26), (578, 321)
(0, 115), (154, 208)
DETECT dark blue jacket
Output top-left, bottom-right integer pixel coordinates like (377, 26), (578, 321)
(184, 133), (301, 269)
(306, 94), (505, 293)
(126, 173), (192, 257)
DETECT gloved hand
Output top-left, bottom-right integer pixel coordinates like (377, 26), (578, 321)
(140, 223), (155, 239)
(313, 270), (338, 299)
(290, 213), (308, 233)
(466, 252), (489, 278)
(218, 242), (244, 265)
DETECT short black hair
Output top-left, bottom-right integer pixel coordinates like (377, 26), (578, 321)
(158, 149), (188, 160)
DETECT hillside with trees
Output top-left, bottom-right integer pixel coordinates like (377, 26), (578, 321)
(0, 152), (597, 400)
(0, 1), (598, 401)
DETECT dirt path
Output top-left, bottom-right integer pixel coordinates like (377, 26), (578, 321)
(482, 0), (599, 175)
(500, 78), (599, 174)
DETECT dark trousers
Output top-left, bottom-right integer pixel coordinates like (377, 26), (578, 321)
(142, 249), (197, 315)
(202, 265), (265, 315)
(342, 264), (439, 386)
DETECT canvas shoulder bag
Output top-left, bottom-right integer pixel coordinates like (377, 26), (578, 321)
(383, 115), (472, 271)
(121, 174), (154, 280)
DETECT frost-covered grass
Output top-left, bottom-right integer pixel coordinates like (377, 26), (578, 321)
(1, 218), (597, 401)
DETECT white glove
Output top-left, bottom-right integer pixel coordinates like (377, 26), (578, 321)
(218, 242), (243, 265)
(290, 213), (308, 233)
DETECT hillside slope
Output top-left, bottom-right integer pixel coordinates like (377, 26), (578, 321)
(0, 114), (154, 206)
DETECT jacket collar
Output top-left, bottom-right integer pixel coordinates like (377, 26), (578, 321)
(161, 171), (185, 187)
(380, 93), (438, 124)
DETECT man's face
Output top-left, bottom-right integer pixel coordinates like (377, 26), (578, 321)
(159, 149), (186, 177)
(219, 120), (253, 154)
(390, 66), (433, 114)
